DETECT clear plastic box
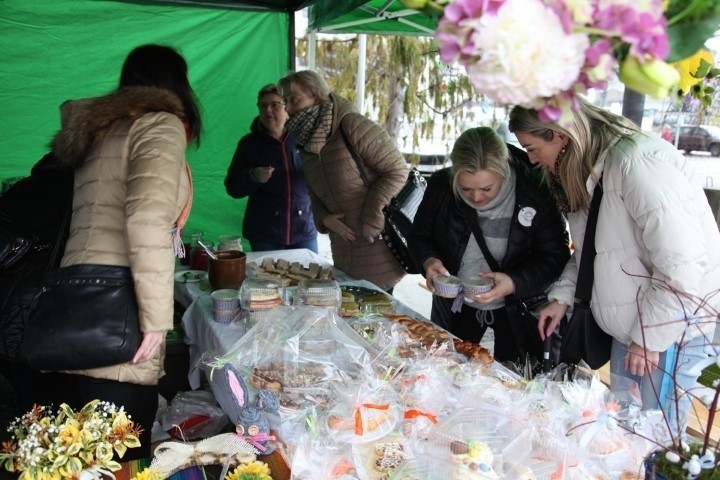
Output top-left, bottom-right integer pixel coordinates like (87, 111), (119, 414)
(295, 279), (341, 310)
(240, 277), (284, 311)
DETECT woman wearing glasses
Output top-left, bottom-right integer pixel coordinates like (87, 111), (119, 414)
(225, 83), (318, 253)
(278, 70), (408, 292)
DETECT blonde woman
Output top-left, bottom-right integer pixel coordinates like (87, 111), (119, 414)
(509, 97), (720, 436)
(408, 127), (569, 362)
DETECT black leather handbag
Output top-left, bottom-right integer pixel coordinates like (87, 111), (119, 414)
(0, 212), (39, 270)
(381, 168), (427, 274)
(559, 178), (613, 369)
(19, 264), (141, 370)
(340, 128), (427, 274)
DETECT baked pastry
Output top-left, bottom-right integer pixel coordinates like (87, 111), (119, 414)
(374, 441), (404, 456)
(452, 339), (494, 364)
(374, 453), (404, 473)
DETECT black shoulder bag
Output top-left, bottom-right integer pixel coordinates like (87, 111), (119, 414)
(464, 207), (548, 362)
(339, 126), (426, 274)
(558, 178), (613, 369)
(19, 207), (142, 370)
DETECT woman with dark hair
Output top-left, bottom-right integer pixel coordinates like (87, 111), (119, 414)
(408, 127), (569, 362)
(31, 44), (202, 459)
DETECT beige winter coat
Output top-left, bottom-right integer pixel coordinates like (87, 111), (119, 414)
(52, 87), (191, 385)
(300, 94), (407, 290)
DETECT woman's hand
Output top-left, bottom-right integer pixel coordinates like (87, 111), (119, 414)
(423, 258), (449, 292)
(132, 331), (165, 364)
(362, 223), (382, 244)
(537, 300), (568, 340)
(471, 272), (514, 304)
(323, 214), (356, 242)
(252, 166), (274, 183)
(625, 342), (659, 377)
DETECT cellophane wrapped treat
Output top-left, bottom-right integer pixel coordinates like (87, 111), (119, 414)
(393, 358), (463, 443)
(324, 377), (403, 446)
(202, 306), (381, 465)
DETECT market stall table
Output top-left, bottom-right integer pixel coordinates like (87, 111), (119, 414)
(178, 248), (427, 390)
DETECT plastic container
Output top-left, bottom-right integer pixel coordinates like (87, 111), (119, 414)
(240, 278), (284, 311)
(295, 279), (341, 310)
(433, 275), (462, 298)
(463, 277), (494, 301)
(211, 289), (240, 311)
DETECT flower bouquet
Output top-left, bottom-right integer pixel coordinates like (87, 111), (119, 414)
(0, 400), (141, 480)
(401, 0), (720, 123)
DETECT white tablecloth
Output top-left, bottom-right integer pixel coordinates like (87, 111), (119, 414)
(175, 249), (423, 389)
(178, 248), (428, 389)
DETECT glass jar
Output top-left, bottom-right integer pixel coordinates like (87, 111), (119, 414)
(217, 234), (243, 252)
(180, 229), (203, 266)
(189, 241), (214, 271)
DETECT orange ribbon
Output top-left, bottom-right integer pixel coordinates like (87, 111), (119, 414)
(404, 409), (438, 424)
(353, 403), (390, 436)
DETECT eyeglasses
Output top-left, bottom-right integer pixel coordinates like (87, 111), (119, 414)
(257, 101), (286, 111)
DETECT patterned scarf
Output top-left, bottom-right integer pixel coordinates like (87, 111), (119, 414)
(285, 98), (335, 154)
(547, 169), (571, 214)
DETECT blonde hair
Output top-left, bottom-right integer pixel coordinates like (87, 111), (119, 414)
(278, 70), (331, 102)
(508, 97), (638, 211)
(450, 127), (510, 199)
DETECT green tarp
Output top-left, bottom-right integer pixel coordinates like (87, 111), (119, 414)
(309, 0), (436, 35)
(1, 0), (291, 248)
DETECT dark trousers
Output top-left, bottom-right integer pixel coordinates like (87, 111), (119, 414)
(10, 370), (157, 460)
(431, 297), (522, 363)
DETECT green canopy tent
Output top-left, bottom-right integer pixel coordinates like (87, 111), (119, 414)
(308, 0), (437, 35)
(0, 0), (315, 247)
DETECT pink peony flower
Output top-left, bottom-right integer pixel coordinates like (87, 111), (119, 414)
(458, 0), (588, 105)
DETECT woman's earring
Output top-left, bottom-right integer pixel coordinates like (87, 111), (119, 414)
(557, 144), (567, 161)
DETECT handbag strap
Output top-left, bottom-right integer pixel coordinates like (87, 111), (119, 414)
(339, 122), (371, 187)
(464, 207), (501, 272)
(575, 177), (603, 304)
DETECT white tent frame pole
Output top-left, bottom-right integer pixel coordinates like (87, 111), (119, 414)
(307, 30), (317, 70)
(356, 34), (366, 114)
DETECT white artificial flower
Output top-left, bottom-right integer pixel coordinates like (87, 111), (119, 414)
(464, 0), (589, 105)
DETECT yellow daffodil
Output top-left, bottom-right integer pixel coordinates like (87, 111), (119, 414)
(673, 49), (714, 94)
(619, 56), (680, 98)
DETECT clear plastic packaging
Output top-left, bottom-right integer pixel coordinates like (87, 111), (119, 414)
(295, 279), (341, 310)
(240, 277), (284, 311)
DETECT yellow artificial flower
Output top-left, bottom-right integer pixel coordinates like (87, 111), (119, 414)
(618, 56), (680, 98)
(58, 424), (81, 447)
(225, 461), (272, 480)
(673, 49), (714, 94)
(131, 467), (164, 480)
